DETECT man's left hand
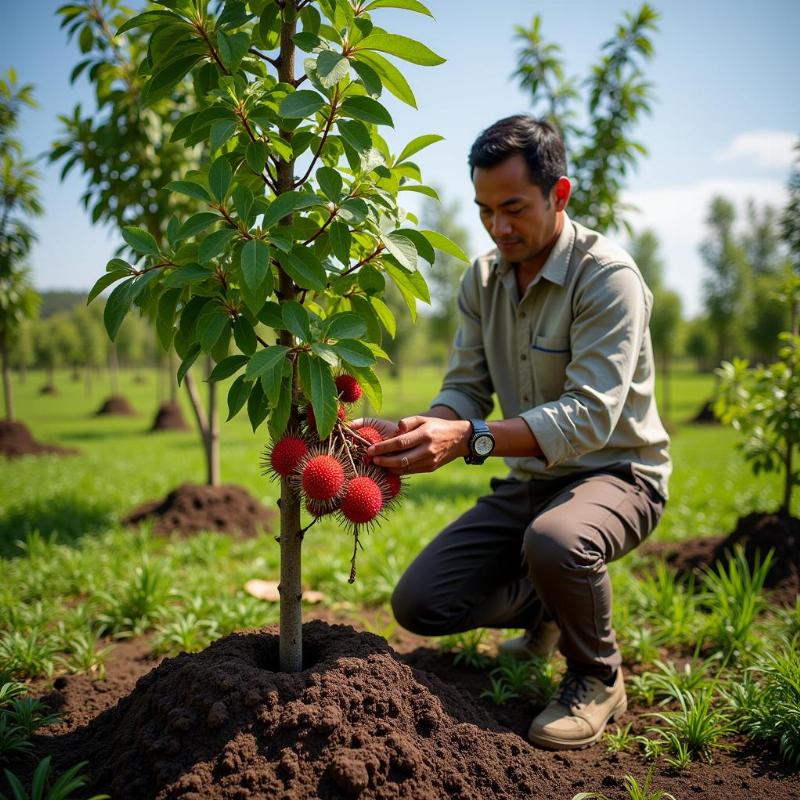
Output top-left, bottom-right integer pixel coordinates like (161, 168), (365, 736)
(366, 416), (472, 474)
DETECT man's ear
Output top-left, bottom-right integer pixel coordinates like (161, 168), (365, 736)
(553, 176), (571, 211)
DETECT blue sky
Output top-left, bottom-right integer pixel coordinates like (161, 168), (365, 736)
(3, 0), (799, 316)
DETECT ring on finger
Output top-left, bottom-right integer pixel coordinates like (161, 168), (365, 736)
(401, 455), (409, 470)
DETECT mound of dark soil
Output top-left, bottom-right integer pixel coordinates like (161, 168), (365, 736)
(34, 622), (554, 799)
(0, 420), (77, 458)
(641, 512), (800, 605)
(95, 394), (137, 416)
(690, 399), (720, 424)
(38, 383), (58, 395)
(123, 482), (275, 538)
(150, 401), (190, 432)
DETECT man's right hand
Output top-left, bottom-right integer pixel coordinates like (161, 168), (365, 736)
(349, 417), (400, 440)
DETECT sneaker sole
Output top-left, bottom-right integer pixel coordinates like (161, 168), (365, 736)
(527, 697), (627, 751)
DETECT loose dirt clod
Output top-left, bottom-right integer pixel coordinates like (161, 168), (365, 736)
(123, 483), (275, 538)
(95, 394), (137, 416)
(32, 621), (556, 800)
(150, 401), (190, 432)
(0, 420), (77, 458)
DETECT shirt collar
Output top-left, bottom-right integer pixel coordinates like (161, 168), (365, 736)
(491, 211), (574, 288)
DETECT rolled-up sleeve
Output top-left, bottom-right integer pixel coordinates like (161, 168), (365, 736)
(429, 263), (495, 420)
(519, 263), (649, 466)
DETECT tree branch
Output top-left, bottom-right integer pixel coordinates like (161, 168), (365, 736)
(249, 47), (280, 69)
(293, 88), (340, 188)
(333, 243), (385, 283)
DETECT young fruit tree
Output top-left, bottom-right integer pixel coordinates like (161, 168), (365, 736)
(95, 0), (466, 671)
(715, 274), (800, 517)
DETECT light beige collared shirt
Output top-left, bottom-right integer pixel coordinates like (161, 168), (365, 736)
(429, 211), (672, 501)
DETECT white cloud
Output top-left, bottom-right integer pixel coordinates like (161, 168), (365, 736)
(623, 178), (789, 317)
(715, 130), (797, 170)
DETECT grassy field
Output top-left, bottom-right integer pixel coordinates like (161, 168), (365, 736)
(2, 363), (799, 787)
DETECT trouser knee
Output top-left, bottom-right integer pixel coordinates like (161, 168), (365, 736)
(391, 579), (453, 636)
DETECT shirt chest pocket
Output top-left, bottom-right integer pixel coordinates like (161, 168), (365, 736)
(530, 335), (571, 404)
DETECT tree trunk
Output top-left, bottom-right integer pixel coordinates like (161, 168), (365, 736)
(277, 8), (302, 674)
(1, 334), (13, 422)
(206, 357), (220, 487)
(184, 367), (209, 447)
(109, 344), (120, 394)
(168, 351), (178, 403)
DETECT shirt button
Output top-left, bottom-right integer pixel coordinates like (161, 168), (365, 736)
(520, 353), (527, 361)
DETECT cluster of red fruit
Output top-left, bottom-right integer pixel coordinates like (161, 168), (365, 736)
(264, 374), (403, 532)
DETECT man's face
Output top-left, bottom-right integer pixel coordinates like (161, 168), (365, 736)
(473, 153), (569, 265)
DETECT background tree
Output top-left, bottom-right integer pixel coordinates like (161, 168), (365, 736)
(700, 195), (748, 366)
(101, 0), (462, 672)
(514, 4), (659, 233)
(33, 317), (64, 392)
(780, 139), (800, 271)
(685, 317), (713, 373)
(0, 70), (43, 424)
(71, 302), (108, 395)
(628, 229), (682, 421)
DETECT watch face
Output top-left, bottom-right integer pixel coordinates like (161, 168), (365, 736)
(473, 434), (494, 456)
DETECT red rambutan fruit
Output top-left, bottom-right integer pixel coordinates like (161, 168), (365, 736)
(356, 425), (383, 464)
(301, 454), (346, 501)
(336, 374), (362, 404)
(339, 476), (383, 524)
(305, 496), (340, 518)
(381, 470), (402, 500)
(269, 435), (308, 478)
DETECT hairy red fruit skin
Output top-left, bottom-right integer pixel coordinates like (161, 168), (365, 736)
(382, 470), (402, 499)
(357, 426), (383, 464)
(270, 436), (308, 477)
(302, 455), (346, 501)
(335, 374), (363, 404)
(340, 476), (383, 524)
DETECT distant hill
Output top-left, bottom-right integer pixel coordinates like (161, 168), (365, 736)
(38, 290), (89, 318)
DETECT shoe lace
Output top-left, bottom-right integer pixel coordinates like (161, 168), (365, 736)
(555, 672), (589, 709)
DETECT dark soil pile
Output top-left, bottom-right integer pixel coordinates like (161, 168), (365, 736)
(33, 622), (555, 800)
(150, 401), (190, 432)
(38, 383), (58, 395)
(123, 482), (275, 537)
(95, 394), (137, 416)
(690, 399), (720, 424)
(641, 512), (800, 605)
(0, 420), (77, 458)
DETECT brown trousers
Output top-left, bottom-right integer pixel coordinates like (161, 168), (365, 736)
(391, 462), (665, 679)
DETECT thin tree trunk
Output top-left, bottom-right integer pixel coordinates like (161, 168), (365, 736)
(1, 335), (13, 422)
(277, 8), (302, 674)
(184, 368), (209, 445)
(206, 357), (220, 487)
(168, 351), (178, 403)
(109, 344), (120, 394)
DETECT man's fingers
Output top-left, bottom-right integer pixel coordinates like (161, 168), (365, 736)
(396, 416), (426, 433)
(368, 432), (420, 456)
(372, 443), (428, 472)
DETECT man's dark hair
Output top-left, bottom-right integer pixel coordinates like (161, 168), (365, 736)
(468, 115), (567, 194)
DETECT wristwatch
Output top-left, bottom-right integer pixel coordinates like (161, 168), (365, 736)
(464, 418), (495, 465)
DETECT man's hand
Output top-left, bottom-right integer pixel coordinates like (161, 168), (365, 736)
(362, 415), (472, 474)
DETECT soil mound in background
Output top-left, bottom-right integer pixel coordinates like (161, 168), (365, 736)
(641, 512), (800, 605)
(150, 401), (190, 432)
(123, 482), (275, 538)
(95, 394), (137, 416)
(38, 384), (58, 395)
(690, 399), (720, 424)
(36, 622), (553, 799)
(0, 420), (77, 458)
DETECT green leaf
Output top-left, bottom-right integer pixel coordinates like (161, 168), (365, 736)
(227, 374), (251, 420)
(279, 89), (326, 118)
(317, 49), (350, 88)
(357, 264), (385, 295)
(356, 32), (445, 66)
(177, 343), (201, 386)
(103, 278), (135, 340)
(350, 59), (382, 97)
(384, 261), (419, 320)
(156, 288), (181, 350)
(336, 119), (372, 153)
(240, 239), (270, 290)
(282, 301), (312, 341)
(122, 227), (160, 257)
(198, 308), (230, 353)
(233, 316), (258, 355)
(381, 232), (418, 270)
(310, 342), (339, 366)
(349, 295), (382, 343)
(267, 374), (292, 439)
(316, 166), (342, 201)
(280, 246), (327, 291)
(420, 229), (470, 262)
(247, 381), (268, 431)
(176, 212), (220, 241)
(241, 263), (274, 316)
(116, 9), (186, 35)
(396, 133), (444, 164)
(165, 180), (211, 202)
(333, 338), (375, 368)
(298, 352), (338, 439)
(363, 0), (433, 15)
(210, 119), (237, 151)
(262, 191), (319, 229)
(209, 355), (248, 382)
(199, 228), (238, 263)
(258, 301), (284, 329)
(246, 140), (269, 174)
(340, 95), (393, 127)
(355, 50), (416, 107)
(146, 54), (202, 100)
(217, 30), (250, 71)
(369, 295), (396, 337)
(245, 345), (289, 380)
(88, 269), (130, 304)
(163, 263), (213, 289)
(323, 312), (366, 341)
(346, 364), (382, 411)
(397, 184), (439, 199)
(329, 221), (351, 263)
(208, 156), (233, 202)
(393, 228), (435, 264)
